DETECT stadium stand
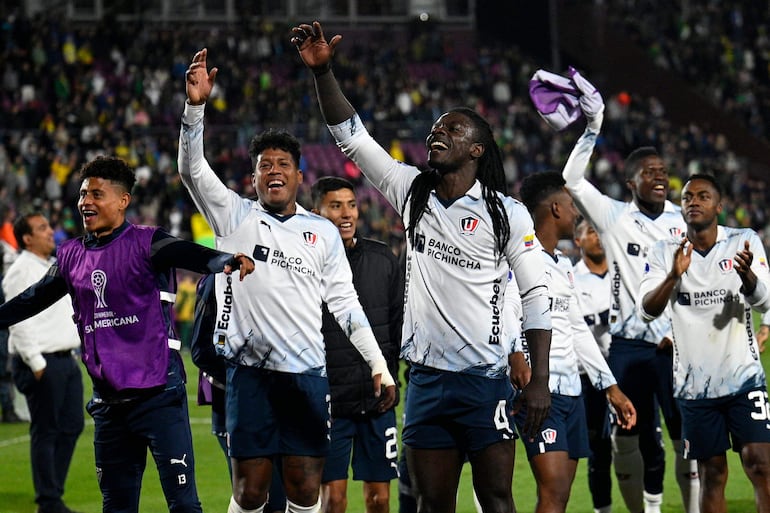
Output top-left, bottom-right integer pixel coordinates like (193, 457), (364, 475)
(1, 4), (769, 256)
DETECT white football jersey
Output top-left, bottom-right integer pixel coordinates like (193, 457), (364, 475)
(639, 226), (770, 399)
(563, 129), (685, 344)
(329, 114), (551, 378)
(179, 105), (370, 375)
(573, 260), (611, 358)
(544, 249), (616, 396)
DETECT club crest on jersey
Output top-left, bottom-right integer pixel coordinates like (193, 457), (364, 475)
(718, 258), (733, 273)
(302, 231), (318, 247)
(670, 227), (683, 238)
(541, 428), (557, 444)
(761, 258), (768, 269)
(524, 234), (535, 248)
(459, 216), (480, 235)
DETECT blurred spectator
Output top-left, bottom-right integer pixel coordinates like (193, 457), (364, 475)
(0, 10), (768, 259)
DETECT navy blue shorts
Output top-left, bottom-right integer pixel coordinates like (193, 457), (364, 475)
(679, 385), (770, 460)
(226, 363), (330, 459)
(322, 410), (399, 483)
(515, 393), (590, 460)
(402, 366), (517, 454)
(608, 337), (681, 439)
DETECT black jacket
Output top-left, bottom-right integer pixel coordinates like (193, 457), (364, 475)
(322, 238), (404, 418)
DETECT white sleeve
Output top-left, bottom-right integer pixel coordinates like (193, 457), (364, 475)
(506, 202), (551, 331)
(562, 127), (599, 188)
(178, 102), (252, 237)
(637, 242), (672, 322)
(561, 129), (625, 233)
(328, 114), (419, 215)
(572, 290), (616, 390)
(744, 231), (770, 312)
(321, 232), (368, 326)
(2, 263), (46, 372)
(504, 272), (523, 353)
(321, 235), (392, 384)
(348, 329), (394, 386)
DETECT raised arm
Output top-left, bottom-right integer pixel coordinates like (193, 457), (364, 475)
(560, 71), (624, 231)
(292, 21), (355, 125)
(185, 48), (218, 106)
(179, 49), (251, 236)
(292, 21), (418, 212)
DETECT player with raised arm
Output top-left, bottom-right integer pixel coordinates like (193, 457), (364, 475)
(292, 21), (552, 513)
(180, 48), (396, 513)
(558, 70), (699, 513)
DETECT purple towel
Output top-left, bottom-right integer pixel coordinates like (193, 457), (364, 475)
(529, 68), (583, 131)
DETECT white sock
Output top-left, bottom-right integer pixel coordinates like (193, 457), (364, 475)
(594, 506), (612, 513)
(643, 491), (662, 513)
(612, 432), (644, 513)
(286, 497), (322, 513)
(228, 495), (265, 513)
(673, 440), (701, 513)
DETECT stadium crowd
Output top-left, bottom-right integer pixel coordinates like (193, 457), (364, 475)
(609, 1), (770, 141)
(1, 10), (769, 256)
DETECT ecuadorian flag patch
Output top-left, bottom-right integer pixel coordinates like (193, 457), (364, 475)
(524, 234), (535, 248)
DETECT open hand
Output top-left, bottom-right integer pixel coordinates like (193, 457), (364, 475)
(291, 21), (342, 75)
(186, 48), (218, 105)
(513, 376), (551, 440)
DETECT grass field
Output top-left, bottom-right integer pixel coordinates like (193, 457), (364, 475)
(0, 352), (764, 513)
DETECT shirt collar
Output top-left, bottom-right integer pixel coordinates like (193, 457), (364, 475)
(20, 249), (55, 265)
(628, 200), (678, 215)
(84, 221), (130, 248)
(430, 180), (484, 201)
(255, 201), (308, 218)
(716, 225), (727, 242)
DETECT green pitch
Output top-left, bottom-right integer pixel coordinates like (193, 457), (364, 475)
(0, 351), (761, 512)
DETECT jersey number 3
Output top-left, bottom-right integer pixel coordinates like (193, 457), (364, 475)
(748, 390), (770, 421)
